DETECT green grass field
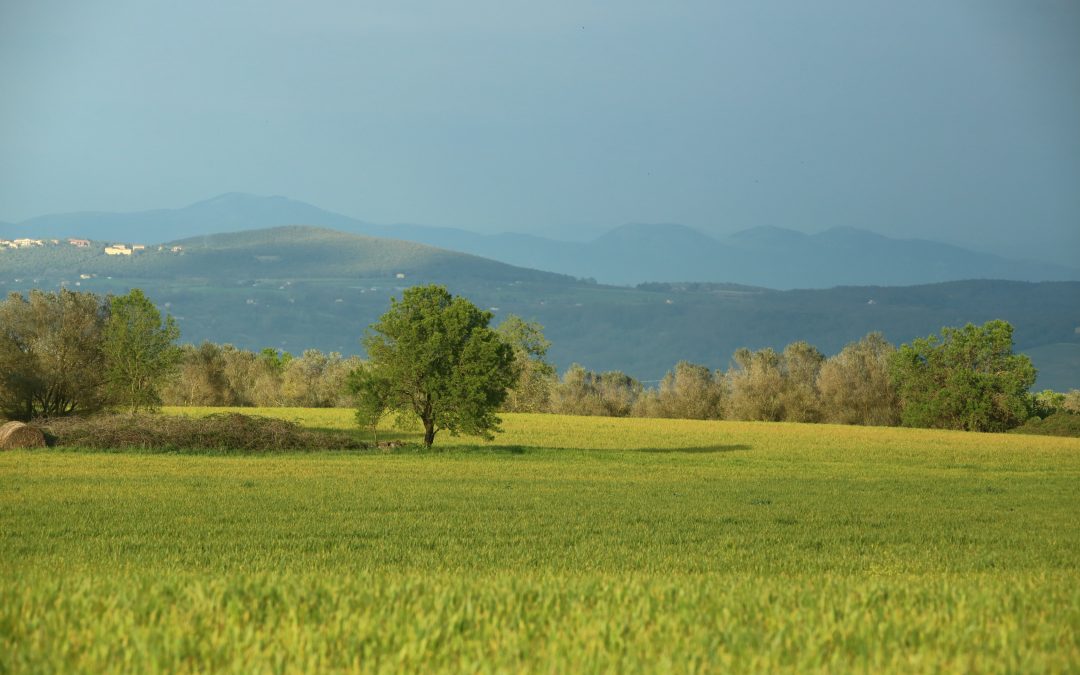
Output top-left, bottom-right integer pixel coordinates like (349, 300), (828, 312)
(3, 410), (1079, 672)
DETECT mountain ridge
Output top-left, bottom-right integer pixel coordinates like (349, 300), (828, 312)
(7, 193), (1078, 289)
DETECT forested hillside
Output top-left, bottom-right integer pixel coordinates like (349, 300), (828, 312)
(2, 226), (1077, 388)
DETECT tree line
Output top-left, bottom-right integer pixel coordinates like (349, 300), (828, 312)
(1, 287), (1075, 442)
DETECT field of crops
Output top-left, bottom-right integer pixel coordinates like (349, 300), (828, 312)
(3, 410), (1079, 672)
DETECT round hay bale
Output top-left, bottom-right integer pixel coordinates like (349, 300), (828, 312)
(0, 421), (46, 449)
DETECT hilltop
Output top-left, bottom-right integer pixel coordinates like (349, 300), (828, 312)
(0, 226), (576, 285)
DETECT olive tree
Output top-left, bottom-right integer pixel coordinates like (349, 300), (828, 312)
(0, 289), (109, 419)
(817, 332), (899, 426)
(362, 285), (517, 447)
(636, 361), (724, 419)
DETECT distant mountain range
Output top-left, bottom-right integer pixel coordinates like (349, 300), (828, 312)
(4, 193), (1076, 289)
(1, 225), (1078, 390)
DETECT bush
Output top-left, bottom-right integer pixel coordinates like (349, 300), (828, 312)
(1008, 412), (1080, 438)
(39, 413), (368, 452)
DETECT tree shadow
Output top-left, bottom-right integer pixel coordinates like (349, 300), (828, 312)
(636, 444), (751, 454)
(405, 443), (752, 456)
(310, 427), (752, 456)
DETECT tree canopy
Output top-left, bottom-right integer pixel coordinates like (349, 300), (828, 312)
(889, 320), (1036, 431)
(361, 285), (517, 447)
(103, 288), (182, 412)
(0, 289), (110, 420)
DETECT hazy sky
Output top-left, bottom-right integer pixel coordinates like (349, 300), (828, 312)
(1, 0), (1078, 262)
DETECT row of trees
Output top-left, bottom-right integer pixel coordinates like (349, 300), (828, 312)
(2, 286), (1071, 443)
(161, 344), (360, 408)
(511, 321), (1060, 434)
(521, 334), (898, 425)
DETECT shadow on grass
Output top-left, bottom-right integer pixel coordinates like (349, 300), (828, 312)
(637, 444), (751, 454)
(383, 443), (752, 456)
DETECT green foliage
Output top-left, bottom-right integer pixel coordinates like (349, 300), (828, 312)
(346, 363), (392, 444)
(103, 288), (181, 412)
(0, 289), (110, 420)
(363, 285), (517, 446)
(1009, 411), (1080, 438)
(259, 347), (292, 375)
(1031, 389), (1066, 419)
(2, 412), (1079, 671)
(890, 320), (1037, 431)
(496, 315), (556, 413)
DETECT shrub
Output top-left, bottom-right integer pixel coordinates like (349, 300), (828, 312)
(1008, 412), (1080, 438)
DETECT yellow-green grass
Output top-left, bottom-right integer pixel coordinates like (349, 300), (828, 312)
(3, 410), (1079, 672)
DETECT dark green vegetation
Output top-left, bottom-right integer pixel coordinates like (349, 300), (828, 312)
(2, 415), (1078, 671)
(1011, 412), (1080, 438)
(1, 226), (1077, 388)
(358, 285), (516, 446)
(4, 286), (1074, 436)
(891, 320), (1036, 431)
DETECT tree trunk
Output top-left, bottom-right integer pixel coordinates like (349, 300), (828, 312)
(422, 418), (436, 447)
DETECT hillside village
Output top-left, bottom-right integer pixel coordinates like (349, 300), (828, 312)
(0, 237), (183, 254)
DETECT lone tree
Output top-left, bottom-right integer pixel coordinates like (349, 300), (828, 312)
(103, 288), (181, 413)
(362, 285), (517, 447)
(889, 320), (1036, 432)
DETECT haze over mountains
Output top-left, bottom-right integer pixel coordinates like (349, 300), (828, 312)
(4, 193), (1076, 289)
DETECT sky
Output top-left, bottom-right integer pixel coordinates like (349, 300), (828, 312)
(1, 0), (1078, 263)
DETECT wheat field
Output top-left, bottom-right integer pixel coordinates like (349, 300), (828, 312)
(2, 410), (1078, 672)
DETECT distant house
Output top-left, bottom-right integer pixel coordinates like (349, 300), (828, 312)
(132, 244), (145, 251)
(104, 244), (132, 256)
(395, 272), (406, 279)
(68, 238), (90, 248)
(170, 245), (183, 253)
(13, 238), (43, 248)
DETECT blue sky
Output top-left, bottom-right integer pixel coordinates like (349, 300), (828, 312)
(1, 0), (1077, 262)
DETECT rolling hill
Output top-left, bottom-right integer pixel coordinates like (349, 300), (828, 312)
(1, 226), (1078, 389)
(7, 193), (1077, 288)
(0, 226), (574, 284)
